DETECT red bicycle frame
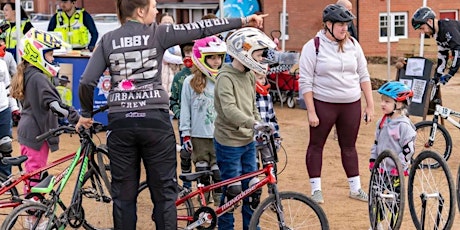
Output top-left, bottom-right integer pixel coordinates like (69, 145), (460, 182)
(0, 152), (82, 209)
(176, 163), (277, 223)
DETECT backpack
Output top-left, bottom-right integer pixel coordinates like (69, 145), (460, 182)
(314, 36), (355, 55)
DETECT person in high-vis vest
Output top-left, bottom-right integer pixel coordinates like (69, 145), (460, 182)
(1, 2), (34, 53)
(47, 0), (98, 51)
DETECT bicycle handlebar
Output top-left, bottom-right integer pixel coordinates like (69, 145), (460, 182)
(36, 126), (76, 142)
(35, 122), (104, 142)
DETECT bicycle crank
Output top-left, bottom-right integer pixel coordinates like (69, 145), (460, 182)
(186, 206), (217, 230)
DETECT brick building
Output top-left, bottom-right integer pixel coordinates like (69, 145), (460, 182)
(8, 0), (460, 58)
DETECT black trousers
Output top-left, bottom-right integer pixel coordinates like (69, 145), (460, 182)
(107, 109), (177, 230)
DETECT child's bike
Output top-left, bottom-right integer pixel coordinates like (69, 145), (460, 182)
(138, 126), (329, 229)
(414, 80), (460, 168)
(1, 122), (113, 230)
(408, 150), (456, 230)
(368, 150), (405, 230)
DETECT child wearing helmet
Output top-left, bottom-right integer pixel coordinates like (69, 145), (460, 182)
(411, 6), (460, 85)
(254, 72), (281, 165)
(10, 28), (80, 192)
(370, 81), (416, 176)
(179, 35), (227, 205)
(213, 27), (276, 230)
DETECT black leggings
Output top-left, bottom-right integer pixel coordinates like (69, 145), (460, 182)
(306, 99), (361, 178)
(108, 110), (177, 230)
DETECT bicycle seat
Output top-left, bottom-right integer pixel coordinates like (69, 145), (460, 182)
(1, 155), (28, 166)
(179, 171), (213, 182)
(31, 174), (55, 194)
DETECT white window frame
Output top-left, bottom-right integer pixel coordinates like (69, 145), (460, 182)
(439, 10), (458, 20)
(279, 12), (289, 40)
(21, 1), (34, 12)
(379, 12), (408, 42)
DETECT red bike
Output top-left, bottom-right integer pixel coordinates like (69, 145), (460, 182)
(138, 127), (329, 229)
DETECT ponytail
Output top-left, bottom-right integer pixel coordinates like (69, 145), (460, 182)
(11, 61), (27, 100)
(190, 66), (207, 94)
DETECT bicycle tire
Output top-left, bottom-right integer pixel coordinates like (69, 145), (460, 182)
(0, 172), (20, 215)
(95, 145), (111, 195)
(457, 165), (460, 212)
(138, 181), (194, 229)
(81, 167), (113, 230)
(414, 121), (452, 168)
(408, 150), (456, 230)
(368, 150), (405, 230)
(1, 201), (56, 229)
(248, 191), (329, 230)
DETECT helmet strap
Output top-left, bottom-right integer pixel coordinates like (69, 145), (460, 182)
(326, 23), (344, 42)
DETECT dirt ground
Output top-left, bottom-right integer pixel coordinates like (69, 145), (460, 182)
(4, 64), (460, 229)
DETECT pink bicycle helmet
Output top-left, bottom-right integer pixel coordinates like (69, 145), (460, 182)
(191, 36), (227, 82)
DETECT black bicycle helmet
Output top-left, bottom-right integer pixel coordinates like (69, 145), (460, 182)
(322, 4), (355, 23)
(412, 7), (436, 30)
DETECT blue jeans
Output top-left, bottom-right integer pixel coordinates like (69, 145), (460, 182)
(214, 139), (257, 230)
(0, 108), (12, 176)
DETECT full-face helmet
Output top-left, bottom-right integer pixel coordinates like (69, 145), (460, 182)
(226, 27), (276, 75)
(17, 28), (66, 77)
(191, 36), (227, 81)
(323, 4), (355, 23)
(378, 81), (413, 102)
(412, 7), (436, 30)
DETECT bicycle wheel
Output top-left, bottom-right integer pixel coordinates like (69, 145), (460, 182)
(1, 202), (56, 229)
(0, 172), (20, 216)
(248, 191), (329, 230)
(138, 181), (194, 229)
(81, 167), (113, 230)
(408, 150), (456, 230)
(414, 121), (452, 168)
(95, 145), (111, 195)
(368, 150), (405, 230)
(457, 165), (460, 212)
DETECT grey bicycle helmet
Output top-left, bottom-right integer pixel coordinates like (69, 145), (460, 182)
(412, 7), (436, 30)
(322, 4), (355, 23)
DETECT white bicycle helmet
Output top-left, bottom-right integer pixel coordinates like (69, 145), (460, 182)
(191, 36), (227, 82)
(226, 27), (276, 75)
(17, 28), (66, 77)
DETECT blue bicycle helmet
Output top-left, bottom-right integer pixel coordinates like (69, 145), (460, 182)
(378, 81), (413, 102)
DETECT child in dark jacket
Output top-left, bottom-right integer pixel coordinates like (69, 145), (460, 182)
(11, 29), (80, 193)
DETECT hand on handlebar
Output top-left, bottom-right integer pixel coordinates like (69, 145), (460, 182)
(253, 121), (276, 134)
(439, 74), (452, 85)
(75, 117), (93, 132)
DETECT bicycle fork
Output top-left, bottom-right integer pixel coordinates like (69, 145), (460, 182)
(426, 115), (440, 148)
(419, 192), (444, 229)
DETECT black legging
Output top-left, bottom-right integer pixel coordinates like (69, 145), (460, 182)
(306, 99), (361, 178)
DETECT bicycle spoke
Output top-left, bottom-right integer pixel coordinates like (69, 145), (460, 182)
(408, 151), (455, 230)
(250, 192), (328, 229)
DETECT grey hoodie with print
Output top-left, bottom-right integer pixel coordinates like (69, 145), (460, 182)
(370, 115), (416, 171)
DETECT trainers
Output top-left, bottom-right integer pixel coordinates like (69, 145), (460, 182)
(350, 188), (368, 202)
(24, 216), (48, 230)
(311, 190), (324, 204)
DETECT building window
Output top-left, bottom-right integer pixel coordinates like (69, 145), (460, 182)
(379, 12), (407, 42)
(21, 1), (34, 12)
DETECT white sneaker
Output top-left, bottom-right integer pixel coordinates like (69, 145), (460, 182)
(350, 188), (368, 202)
(311, 190), (324, 204)
(23, 216), (48, 230)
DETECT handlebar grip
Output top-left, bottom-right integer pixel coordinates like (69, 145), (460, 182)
(35, 126), (76, 142)
(36, 129), (54, 142)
